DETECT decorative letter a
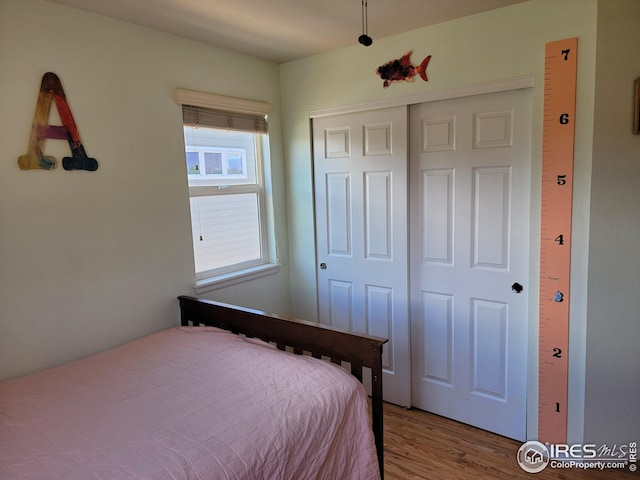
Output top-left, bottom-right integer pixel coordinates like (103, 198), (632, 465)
(18, 72), (98, 171)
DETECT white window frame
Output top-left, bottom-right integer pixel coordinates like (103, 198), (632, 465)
(174, 88), (279, 293)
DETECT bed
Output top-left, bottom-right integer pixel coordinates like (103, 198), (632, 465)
(0, 296), (387, 479)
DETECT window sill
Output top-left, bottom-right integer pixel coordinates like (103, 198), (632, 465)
(194, 263), (281, 294)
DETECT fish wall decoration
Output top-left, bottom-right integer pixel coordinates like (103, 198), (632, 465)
(376, 51), (431, 88)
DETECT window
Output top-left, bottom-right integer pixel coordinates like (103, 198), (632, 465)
(175, 89), (277, 290)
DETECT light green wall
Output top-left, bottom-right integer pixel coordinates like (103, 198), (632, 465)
(279, 0), (598, 443)
(0, 0), (289, 381)
(585, 0), (640, 445)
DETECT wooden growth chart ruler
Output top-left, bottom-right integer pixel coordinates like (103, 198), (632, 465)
(538, 37), (578, 445)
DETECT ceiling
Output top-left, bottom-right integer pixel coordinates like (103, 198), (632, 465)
(46, 0), (528, 64)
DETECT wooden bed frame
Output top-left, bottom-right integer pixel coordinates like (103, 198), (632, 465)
(178, 295), (388, 477)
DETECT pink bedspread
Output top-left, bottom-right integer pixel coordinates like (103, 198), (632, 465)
(0, 327), (380, 480)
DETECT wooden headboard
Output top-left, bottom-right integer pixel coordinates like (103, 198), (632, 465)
(178, 295), (388, 477)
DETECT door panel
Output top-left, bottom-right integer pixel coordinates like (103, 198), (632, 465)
(422, 168), (454, 264)
(410, 89), (532, 440)
(472, 166), (510, 268)
(364, 171), (391, 259)
(327, 280), (353, 331)
(326, 173), (351, 255)
(313, 106), (410, 407)
(471, 298), (508, 400)
(421, 291), (454, 386)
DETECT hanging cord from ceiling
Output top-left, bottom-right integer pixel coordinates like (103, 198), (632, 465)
(358, 0), (373, 46)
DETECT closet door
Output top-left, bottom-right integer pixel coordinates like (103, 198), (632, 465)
(313, 106), (411, 407)
(410, 89), (532, 440)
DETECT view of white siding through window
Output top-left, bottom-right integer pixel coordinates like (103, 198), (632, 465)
(184, 126), (266, 278)
(190, 194), (261, 273)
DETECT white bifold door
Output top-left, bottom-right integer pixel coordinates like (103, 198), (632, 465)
(313, 106), (411, 407)
(409, 89), (532, 441)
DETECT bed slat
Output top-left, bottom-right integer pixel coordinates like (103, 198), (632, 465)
(350, 362), (364, 383)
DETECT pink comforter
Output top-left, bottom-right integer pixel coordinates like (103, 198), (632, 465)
(0, 327), (380, 480)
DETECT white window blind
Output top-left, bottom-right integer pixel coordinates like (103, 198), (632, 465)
(181, 105), (268, 133)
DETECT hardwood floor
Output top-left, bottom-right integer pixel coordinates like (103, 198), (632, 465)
(382, 402), (638, 480)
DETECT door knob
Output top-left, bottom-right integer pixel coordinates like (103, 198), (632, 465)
(320, 262), (327, 270)
(511, 282), (523, 293)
